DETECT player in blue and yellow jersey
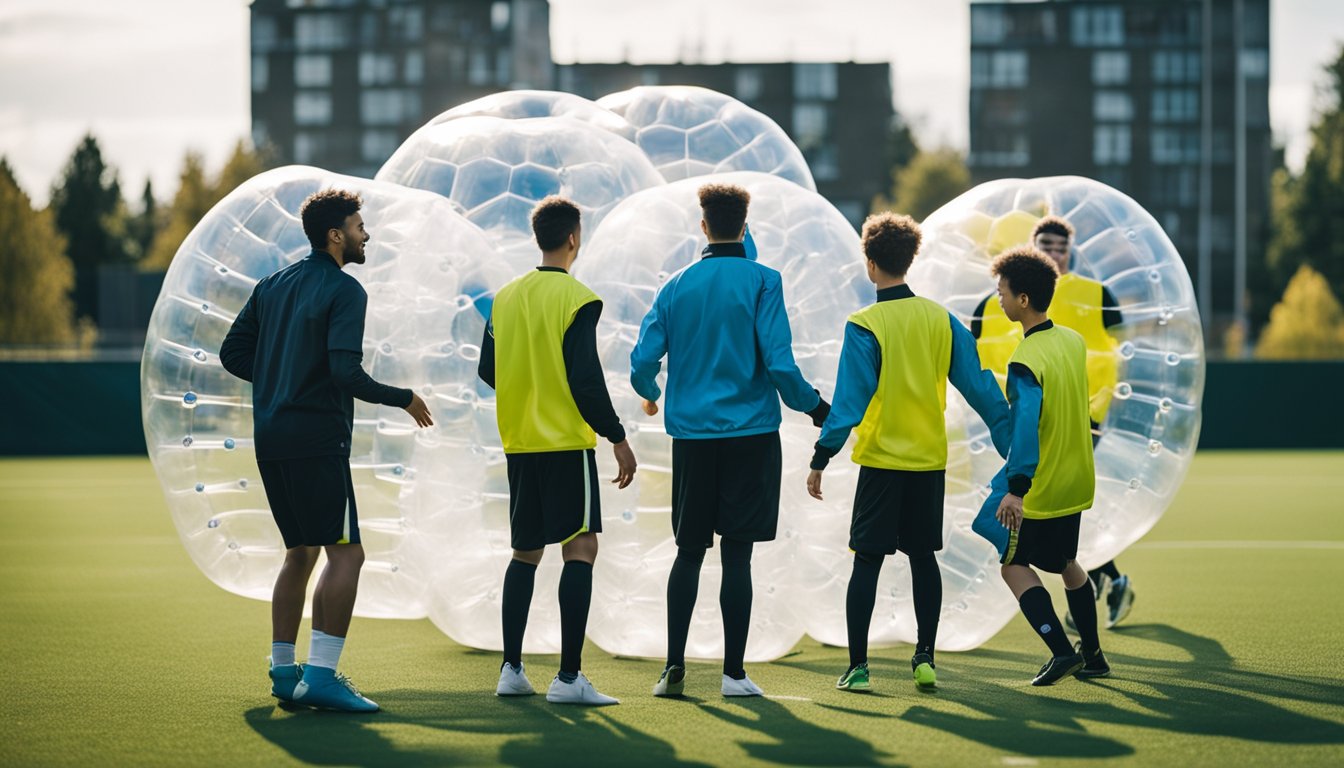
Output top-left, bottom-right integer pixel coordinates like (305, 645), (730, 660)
(806, 212), (1011, 693)
(974, 246), (1110, 686)
(971, 216), (1135, 628)
(477, 196), (638, 706)
(221, 189), (434, 713)
(632, 183), (831, 699)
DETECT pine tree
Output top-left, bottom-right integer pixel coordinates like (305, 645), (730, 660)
(48, 134), (130, 320)
(0, 159), (79, 345)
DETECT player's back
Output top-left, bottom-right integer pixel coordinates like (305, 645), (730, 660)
(1011, 324), (1095, 517)
(248, 251), (366, 459)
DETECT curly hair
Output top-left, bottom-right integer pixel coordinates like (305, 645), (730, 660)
(697, 183), (751, 241)
(531, 195), (582, 251)
(1031, 215), (1075, 242)
(300, 189), (363, 250)
(861, 212), (922, 276)
(992, 245), (1060, 312)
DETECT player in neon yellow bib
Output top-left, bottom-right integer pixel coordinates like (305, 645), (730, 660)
(972, 216), (1135, 628)
(478, 196), (638, 706)
(975, 245), (1110, 686)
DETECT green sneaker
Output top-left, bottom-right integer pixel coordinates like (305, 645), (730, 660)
(912, 653), (937, 690)
(835, 663), (870, 691)
(652, 664), (685, 697)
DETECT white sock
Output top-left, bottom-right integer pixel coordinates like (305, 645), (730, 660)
(308, 630), (345, 670)
(270, 642), (296, 667)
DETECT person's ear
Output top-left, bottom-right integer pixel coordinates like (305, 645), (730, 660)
(700, 219), (708, 238)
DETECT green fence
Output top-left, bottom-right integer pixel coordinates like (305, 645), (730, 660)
(1, 360), (1342, 456)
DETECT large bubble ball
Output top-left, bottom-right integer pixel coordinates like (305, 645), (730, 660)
(597, 86), (816, 191)
(141, 166), (500, 620)
(375, 115), (664, 272)
(895, 175), (1205, 647)
(574, 171), (870, 661)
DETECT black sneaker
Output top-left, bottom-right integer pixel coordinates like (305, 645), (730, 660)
(1073, 641), (1111, 679)
(1031, 652), (1085, 686)
(1106, 575), (1135, 628)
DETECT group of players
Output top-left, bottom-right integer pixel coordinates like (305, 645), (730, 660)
(220, 184), (1136, 713)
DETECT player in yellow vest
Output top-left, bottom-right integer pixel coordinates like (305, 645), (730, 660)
(477, 196), (638, 705)
(975, 246), (1110, 686)
(971, 216), (1135, 629)
(806, 212), (1011, 692)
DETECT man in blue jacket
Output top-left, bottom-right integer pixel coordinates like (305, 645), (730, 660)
(631, 183), (830, 698)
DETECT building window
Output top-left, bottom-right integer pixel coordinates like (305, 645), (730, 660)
(388, 7), (423, 43)
(640, 69), (660, 86)
(794, 63), (838, 100)
(404, 51), (424, 85)
(1092, 51), (1128, 85)
(1072, 5), (1123, 46)
(294, 92), (332, 126)
(252, 15), (277, 53)
(469, 49), (491, 85)
(251, 55), (268, 92)
(1152, 128), (1198, 164)
(1240, 49), (1269, 79)
(294, 55), (332, 88)
(1152, 89), (1198, 122)
(295, 14), (351, 50)
(1094, 91), (1133, 121)
(359, 53), (397, 86)
(362, 130), (401, 164)
(735, 68), (763, 102)
(1153, 51), (1201, 83)
(792, 104), (829, 151)
(491, 1), (510, 33)
(1093, 125), (1131, 164)
(251, 120), (268, 150)
(294, 132), (326, 165)
(990, 51), (1028, 87)
(974, 131), (1029, 167)
(809, 145), (840, 181)
(361, 89), (421, 126)
(971, 5), (1006, 44)
(496, 49), (512, 86)
(1151, 167), (1198, 207)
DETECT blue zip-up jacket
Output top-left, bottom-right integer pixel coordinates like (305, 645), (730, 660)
(811, 284), (1012, 470)
(630, 240), (822, 439)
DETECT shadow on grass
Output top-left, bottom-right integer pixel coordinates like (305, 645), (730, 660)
(781, 622), (1344, 759)
(245, 690), (715, 768)
(701, 696), (901, 767)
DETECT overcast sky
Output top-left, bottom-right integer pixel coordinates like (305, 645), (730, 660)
(0, 0), (1339, 204)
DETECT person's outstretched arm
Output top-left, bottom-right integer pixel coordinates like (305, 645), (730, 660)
(995, 362), (1041, 530)
(219, 293), (260, 382)
(564, 301), (626, 445)
(755, 271), (827, 418)
(947, 314), (1011, 457)
(809, 322), (879, 473)
(328, 282), (431, 427)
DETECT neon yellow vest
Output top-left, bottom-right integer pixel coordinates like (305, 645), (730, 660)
(977, 273), (1119, 423)
(492, 270), (599, 454)
(1010, 325), (1095, 519)
(848, 297), (952, 471)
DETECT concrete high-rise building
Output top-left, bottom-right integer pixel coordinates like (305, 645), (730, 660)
(967, 0), (1271, 337)
(249, 0), (552, 177)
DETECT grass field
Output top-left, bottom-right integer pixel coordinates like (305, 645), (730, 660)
(2, 452), (1342, 768)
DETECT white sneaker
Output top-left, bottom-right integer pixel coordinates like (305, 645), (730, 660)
(496, 662), (535, 696)
(546, 672), (619, 705)
(721, 673), (764, 697)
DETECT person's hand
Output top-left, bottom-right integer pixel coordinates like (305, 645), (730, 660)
(807, 469), (824, 500)
(611, 440), (637, 489)
(404, 392), (434, 428)
(996, 493), (1024, 531)
(641, 399), (659, 416)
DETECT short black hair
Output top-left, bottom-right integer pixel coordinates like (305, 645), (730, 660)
(992, 245), (1059, 312)
(1031, 215), (1075, 241)
(697, 183), (750, 241)
(300, 189), (362, 251)
(861, 212), (922, 276)
(531, 195), (581, 251)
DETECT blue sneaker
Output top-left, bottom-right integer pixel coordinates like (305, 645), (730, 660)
(268, 659), (304, 702)
(291, 666), (379, 712)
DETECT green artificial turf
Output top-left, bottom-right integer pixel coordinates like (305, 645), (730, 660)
(1, 452), (1342, 767)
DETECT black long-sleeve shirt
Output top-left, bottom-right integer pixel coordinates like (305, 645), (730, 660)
(478, 296), (626, 445)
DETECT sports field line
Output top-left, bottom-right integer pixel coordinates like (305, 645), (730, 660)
(1134, 539), (1344, 550)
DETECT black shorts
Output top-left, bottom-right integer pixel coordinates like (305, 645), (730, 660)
(850, 467), (945, 556)
(506, 449), (602, 551)
(1003, 514), (1081, 573)
(257, 455), (360, 549)
(671, 431), (781, 549)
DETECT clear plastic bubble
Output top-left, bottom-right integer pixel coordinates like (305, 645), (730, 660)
(426, 89), (637, 142)
(597, 86), (816, 191)
(906, 175), (1205, 649)
(142, 165), (499, 620)
(576, 171), (870, 662)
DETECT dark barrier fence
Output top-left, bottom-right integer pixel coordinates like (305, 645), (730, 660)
(1, 360), (1342, 456)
